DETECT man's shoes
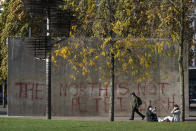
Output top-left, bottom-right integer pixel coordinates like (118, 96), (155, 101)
(129, 118), (134, 120)
(142, 116), (145, 120)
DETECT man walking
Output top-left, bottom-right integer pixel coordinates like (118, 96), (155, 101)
(129, 92), (145, 120)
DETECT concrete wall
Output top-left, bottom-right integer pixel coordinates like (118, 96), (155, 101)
(8, 38), (46, 116)
(8, 37), (189, 117)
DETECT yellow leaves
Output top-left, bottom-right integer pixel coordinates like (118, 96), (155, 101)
(68, 59), (73, 64)
(128, 58), (133, 65)
(101, 37), (111, 49)
(101, 51), (106, 56)
(55, 41), (98, 78)
(139, 1), (144, 6)
(69, 74), (76, 80)
(168, 7), (172, 11)
(138, 77), (146, 82)
(157, 12), (161, 17)
(53, 43), (60, 48)
(115, 50), (121, 58)
(101, 29), (106, 35)
(78, 64), (90, 76)
(145, 52), (147, 57)
(80, 47), (94, 57)
(63, 54), (68, 59)
(94, 56), (99, 60)
(126, 9), (131, 16)
(174, 50), (179, 56)
(132, 71), (136, 76)
(147, 14), (152, 19)
(92, 21), (105, 37)
(122, 63), (127, 71)
(70, 1), (75, 7)
(55, 45), (72, 60)
(60, 46), (69, 56)
(112, 20), (129, 36)
(82, 66), (89, 74)
(72, 65), (77, 71)
(18, 11), (24, 21)
(112, 20), (122, 34)
(79, 63), (83, 68)
(145, 62), (150, 69)
(80, 49), (86, 55)
(83, 58), (87, 65)
(82, 72), (86, 76)
(171, 33), (179, 42)
(115, 43), (119, 49)
(87, 0), (96, 11)
(75, 8), (79, 12)
(71, 25), (77, 30)
(144, 72), (149, 78)
(51, 56), (56, 64)
(74, 55), (77, 59)
(139, 56), (145, 65)
(164, 72), (168, 80)
(55, 49), (61, 57)
(74, 43), (79, 49)
(106, 61), (110, 68)
(89, 60), (95, 66)
(104, 81), (109, 86)
(90, 2), (96, 9)
(156, 41), (164, 54)
(166, 41), (171, 46)
(89, 48), (95, 54)
(125, 41), (134, 47)
(85, 1), (96, 22)
(69, 31), (75, 38)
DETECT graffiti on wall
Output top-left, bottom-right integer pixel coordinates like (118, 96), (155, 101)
(15, 82), (44, 100)
(15, 81), (176, 115)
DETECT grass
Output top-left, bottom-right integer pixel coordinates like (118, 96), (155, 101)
(0, 118), (196, 131)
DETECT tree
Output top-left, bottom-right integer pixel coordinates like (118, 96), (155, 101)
(180, 0), (185, 122)
(156, 0), (192, 121)
(56, 0), (165, 81)
(54, 0), (193, 121)
(0, 0), (43, 107)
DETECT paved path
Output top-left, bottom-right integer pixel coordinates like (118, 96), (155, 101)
(0, 106), (196, 121)
(0, 115), (196, 121)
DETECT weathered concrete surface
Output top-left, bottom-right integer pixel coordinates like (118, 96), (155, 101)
(8, 38), (46, 116)
(7, 38), (189, 118)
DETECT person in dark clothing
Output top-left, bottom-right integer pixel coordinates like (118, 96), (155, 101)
(146, 106), (158, 122)
(129, 92), (145, 120)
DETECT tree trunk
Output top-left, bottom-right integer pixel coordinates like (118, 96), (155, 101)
(107, 0), (115, 121)
(110, 53), (115, 121)
(179, 0), (185, 122)
(3, 82), (6, 108)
